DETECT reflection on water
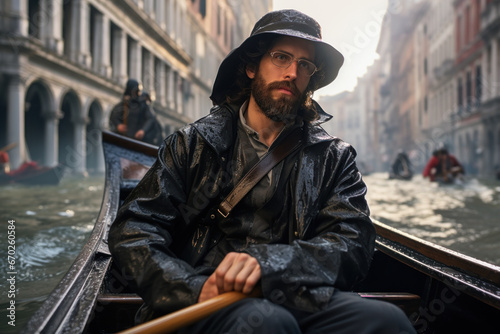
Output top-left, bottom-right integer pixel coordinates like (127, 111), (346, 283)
(1, 172), (499, 333)
(0, 175), (104, 334)
(364, 173), (500, 266)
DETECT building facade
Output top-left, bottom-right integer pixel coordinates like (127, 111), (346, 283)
(0, 0), (271, 174)
(323, 0), (500, 177)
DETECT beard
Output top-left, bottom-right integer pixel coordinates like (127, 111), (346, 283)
(250, 73), (308, 124)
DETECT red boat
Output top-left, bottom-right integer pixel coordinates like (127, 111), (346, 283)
(0, 161), (65, 186)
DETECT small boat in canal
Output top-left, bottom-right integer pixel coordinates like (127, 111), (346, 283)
(0, 162), (65, 186)
(22, 131), (500, 333)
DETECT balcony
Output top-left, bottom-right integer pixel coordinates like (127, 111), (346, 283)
(433, 59), (454, 80)
(481, 0), (500, 39)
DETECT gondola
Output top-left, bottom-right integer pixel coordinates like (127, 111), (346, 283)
(22, 131), (500, 333)
(0, 162), (65, 186)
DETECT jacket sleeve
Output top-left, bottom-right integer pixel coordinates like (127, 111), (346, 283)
(108, 104), (122, 132)
(244, 142), (375, 312)
(108, 131), (208, 315)
(140, 102), (156, 133)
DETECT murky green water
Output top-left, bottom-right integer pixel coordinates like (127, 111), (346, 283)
(1, 173), (499, 333)
(0, 175), (104, 333)
(364, 173), (500, 266)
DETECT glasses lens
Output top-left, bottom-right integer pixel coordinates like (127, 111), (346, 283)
(298, 60), (316, 76)
(270, 52), (317, 76)
(271, 52), (292, 67)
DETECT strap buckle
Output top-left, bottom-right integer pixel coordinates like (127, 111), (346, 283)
(217, 208), (229, 218)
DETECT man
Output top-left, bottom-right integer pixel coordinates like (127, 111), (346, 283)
(423, 147), (464, 183)
(109, 9), (416, 334)
(390, 150), (413, 180)
(109, 79), (154, 141)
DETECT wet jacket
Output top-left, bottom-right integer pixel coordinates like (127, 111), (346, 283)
(108, 102), (375, 318)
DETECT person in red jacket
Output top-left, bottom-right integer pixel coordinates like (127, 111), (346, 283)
(423, 148), (464, 182)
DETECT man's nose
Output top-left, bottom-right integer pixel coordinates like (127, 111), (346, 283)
(283, 61), (298, 80)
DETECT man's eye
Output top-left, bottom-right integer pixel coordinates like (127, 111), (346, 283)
(298, 61), (309, 69)
(275, 53), (290, 62)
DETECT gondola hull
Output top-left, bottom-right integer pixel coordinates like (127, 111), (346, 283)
(22, 131), (500, 333)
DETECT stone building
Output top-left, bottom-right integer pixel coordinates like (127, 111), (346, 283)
(427, 0), (456, 164)
(478, 0), (500, 175)
(322, 0), (500, 177)
(0, 0), (271, 174)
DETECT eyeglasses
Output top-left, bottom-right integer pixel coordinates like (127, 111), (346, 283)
(268, 51), (318, 77)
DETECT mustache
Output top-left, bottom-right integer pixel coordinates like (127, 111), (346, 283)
(267, 81), (301, 96)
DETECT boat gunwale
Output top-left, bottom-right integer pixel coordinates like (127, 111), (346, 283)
(21, 131), (500, 333)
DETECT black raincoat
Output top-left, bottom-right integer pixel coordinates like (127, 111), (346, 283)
(108, 102), (375, 320)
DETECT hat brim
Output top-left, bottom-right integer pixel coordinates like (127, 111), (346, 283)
(210, 31), (344, 105)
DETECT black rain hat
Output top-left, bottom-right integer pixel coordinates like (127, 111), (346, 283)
(210, 9), (344, 105)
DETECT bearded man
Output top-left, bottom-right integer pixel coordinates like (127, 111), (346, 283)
(109, 9), (416, 334)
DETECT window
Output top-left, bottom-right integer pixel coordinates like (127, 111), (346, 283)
(466, 71), (472, 111)
(475, 65), (482, 105)
(457, 77), (463, 113)
(200, 0), (206, 18)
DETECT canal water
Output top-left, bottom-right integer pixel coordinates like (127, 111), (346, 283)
(1, 173), (499, 333)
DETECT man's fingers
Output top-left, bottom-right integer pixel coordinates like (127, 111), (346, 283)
(215, 252), (237, 293)
(242, 267), (261, 294)
(215, 253), (261, 293)
(233, 257), (260, 292)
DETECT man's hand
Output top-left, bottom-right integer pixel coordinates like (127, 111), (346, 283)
(134, 129), (145, 140)
(117, 124), (127, 134)
(198, 252), (261, 303)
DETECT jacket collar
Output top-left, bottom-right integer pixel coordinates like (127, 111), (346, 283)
(192, 103), (334, 155)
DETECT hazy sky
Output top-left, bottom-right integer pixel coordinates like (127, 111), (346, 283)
(272, 0), (389, 97)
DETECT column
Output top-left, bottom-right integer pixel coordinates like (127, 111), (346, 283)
(7, 75), (26, 169)
(166, 0), (174, 36)
(40, 0), (64, 54)
(142, 50), (153, 92)
(129, 40), (142, 81)
(100, 14), (112, 77)
(42, 109), (63, 167)
(166, 65), (174, 109)
(175, 2), (181, 45)
(175, 73), (183, 114)
(144, 0), (154, 18)
(73, 114), (89, 175)
(156, 61), (166, 106)
(95, 120), (105, 173)
(112, 28), (128, 85)
(70, 0), (91, 67)
(168, 70), (177, 111)
(7, 0), (28, 36)
(156, 0), (166, 30)
(491, 38), (498, 98)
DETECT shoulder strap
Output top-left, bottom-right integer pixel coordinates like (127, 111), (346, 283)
(217, 128), (303, 218)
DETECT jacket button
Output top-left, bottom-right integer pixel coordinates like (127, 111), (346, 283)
(210, 214), (215, 220)
(294, 231), (298, 237)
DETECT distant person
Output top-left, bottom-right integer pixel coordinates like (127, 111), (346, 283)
(389, 150), (412, 180)
(109, 79), (154, 141)
(423, 148), (464, 183)
(140, 92), (164, 146)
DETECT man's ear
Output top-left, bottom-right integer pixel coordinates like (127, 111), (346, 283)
(246, 64), (256, 79)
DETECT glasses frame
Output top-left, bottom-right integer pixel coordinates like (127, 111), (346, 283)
(268, 51), (318, 77)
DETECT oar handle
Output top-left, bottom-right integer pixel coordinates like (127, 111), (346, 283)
(119, 288), (262, 334)
(0, 142), (17, 152)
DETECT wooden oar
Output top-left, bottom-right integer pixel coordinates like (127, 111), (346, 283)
(0, 142), (17, 152)
(118, 288), (262, 334)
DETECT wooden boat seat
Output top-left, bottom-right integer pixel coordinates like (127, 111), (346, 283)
(97, 291), (421, 317)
